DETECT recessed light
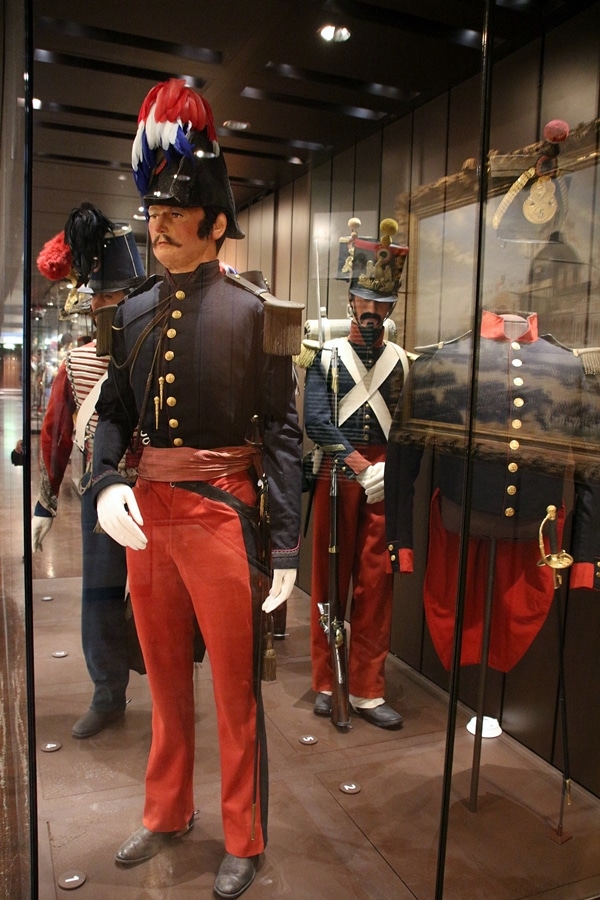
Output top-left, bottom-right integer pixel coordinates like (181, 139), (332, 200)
(223, 119), (250, 131)
(318, 24), (351, 43)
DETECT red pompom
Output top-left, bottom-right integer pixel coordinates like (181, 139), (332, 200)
(543, 119), (570, 143)
(36, 232), (73, 281)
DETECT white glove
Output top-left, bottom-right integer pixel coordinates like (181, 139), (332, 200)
(32, 515), (53, 552)
(356, 461), (385, 504)
(96, 484), (147, 550)
(262, 568), (297, 613)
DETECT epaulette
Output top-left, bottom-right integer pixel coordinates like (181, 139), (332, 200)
(573, 346), (600, 375)
(540, 332), (576, 353)
(294, 339), (320, 369)
(226, 270), (305, 356)
(539, 333), (600, 373)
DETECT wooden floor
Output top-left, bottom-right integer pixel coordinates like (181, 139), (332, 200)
(4, 392), (600, 898)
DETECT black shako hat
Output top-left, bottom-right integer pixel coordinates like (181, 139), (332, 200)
(64, 202), (146, 293)
(132, 78), (244, 241)
(62, 203), (146, 350)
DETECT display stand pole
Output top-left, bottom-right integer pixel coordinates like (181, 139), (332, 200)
(547, 579), (572, 843)
(539, 505), (574, 844)
(468, 536), (497, 812)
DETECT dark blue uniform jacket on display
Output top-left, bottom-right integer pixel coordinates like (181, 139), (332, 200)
(92, 260), (302, 567)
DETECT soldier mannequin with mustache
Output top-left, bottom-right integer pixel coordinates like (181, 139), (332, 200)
(301, 219), (408, 730)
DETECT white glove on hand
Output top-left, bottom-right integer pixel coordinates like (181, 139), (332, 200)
(96, 484), (147, 550)
(32, 515), (53, 552)
(262, 568), (297, 613)
(356, 461), (385, 504)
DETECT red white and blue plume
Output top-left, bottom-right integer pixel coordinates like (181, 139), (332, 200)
(132, 78), (220, 198)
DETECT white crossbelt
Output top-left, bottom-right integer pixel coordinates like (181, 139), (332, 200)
(320, 338), (408, 438)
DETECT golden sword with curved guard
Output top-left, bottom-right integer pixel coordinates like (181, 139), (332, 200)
(537, 504), (574, 842)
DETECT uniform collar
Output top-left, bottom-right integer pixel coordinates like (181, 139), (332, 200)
(481, 310), (538, 343)
(165, 259), (221, 287)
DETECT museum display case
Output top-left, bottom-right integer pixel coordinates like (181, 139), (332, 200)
(2, 1), (599, 896)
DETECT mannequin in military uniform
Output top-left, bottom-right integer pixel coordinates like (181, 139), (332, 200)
(302, 219), (408, 729)
(32, 205), (145, 738)
(92, 80), (302, 899)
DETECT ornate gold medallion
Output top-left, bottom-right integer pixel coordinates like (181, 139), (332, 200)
(522, 176), (557, 224)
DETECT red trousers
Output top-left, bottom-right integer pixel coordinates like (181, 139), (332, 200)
(310, 446), (393, 698)
(424, 488), (560, 673)
(126, 473), (267, 857)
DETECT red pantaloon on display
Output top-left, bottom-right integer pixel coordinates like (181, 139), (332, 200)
(310, 445), (393, 699)
(126, 471), (267, 858)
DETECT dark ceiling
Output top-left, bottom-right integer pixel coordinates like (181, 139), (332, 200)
(28, 0), (594, 303)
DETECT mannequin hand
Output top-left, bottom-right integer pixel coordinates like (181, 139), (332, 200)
(356, 461), (385, 504)
(262, 568), (296, 612)
(96, 484), (147, 550)
(32, 515), (53, 552)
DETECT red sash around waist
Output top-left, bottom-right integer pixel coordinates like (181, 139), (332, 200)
(138, 445), (260, 482)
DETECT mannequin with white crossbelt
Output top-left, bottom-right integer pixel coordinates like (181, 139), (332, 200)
(300, 218), (408, 729)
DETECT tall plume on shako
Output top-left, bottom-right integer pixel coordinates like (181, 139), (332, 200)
(64, 202), (115, 288)
(132, 78), (219, 199)
(130, 78), (244, 240)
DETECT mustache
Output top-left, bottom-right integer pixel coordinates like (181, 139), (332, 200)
(152, 234), (182, 248)
(359, 313), (383, 326)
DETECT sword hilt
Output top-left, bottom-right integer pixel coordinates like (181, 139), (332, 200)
(538, 505), (573, 586)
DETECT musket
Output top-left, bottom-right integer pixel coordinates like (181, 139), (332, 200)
(537, 504), (574, 843)
(247, 414), (273, 841)
(318, 346), (351, 729)
(302, 304), (327, 537)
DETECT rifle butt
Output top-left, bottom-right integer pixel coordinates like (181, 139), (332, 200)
(330, 619), (351, 729)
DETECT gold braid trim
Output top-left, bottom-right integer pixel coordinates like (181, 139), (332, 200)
(492, 167), (536, 230)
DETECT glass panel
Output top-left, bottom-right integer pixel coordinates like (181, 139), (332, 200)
(384, 4), (600, 894)
(0, 1), (35, 896)
(21, 2), (600, 897)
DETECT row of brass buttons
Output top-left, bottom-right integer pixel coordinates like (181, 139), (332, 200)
(505, 342), (524, 517)
(164, 289), (186, 445)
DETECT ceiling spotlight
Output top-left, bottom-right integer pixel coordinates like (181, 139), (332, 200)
(223, 119), (250, 131)
(319, 24), (351, 43)
(288, 156), (304, 166)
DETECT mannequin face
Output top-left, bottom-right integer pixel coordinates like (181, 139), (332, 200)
(91, 290), (126, 314)
(147, 205), (226, 273)
(350, 295), (395, 329)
